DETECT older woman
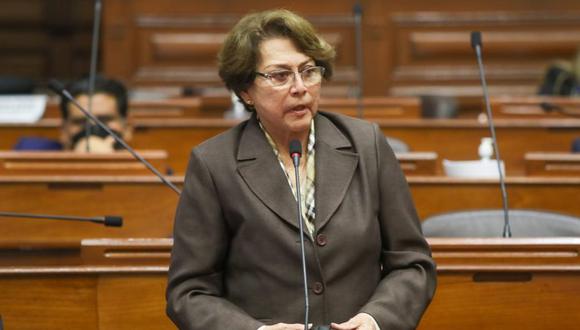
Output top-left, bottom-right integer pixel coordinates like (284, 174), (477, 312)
(166, 9), (436, 330)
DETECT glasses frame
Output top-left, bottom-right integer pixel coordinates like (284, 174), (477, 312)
(255, 66), (326, 88)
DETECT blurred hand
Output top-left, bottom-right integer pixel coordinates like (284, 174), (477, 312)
(73, 136), (116, 153)
(331, 313), (378, 330)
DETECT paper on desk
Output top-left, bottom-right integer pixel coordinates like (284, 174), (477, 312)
(0, 95), (47, 123)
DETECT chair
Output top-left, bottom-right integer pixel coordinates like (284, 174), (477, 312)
(422, 209), (580, 237)
(572, 137), (580, 152)
(385, 136), (410, 153)
(0, 75), (35, 94)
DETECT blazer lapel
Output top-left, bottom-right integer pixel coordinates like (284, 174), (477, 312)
(236, 115), (300, 230)
(314, 114), (359, 231)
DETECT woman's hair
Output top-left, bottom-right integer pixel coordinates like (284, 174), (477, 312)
(218, 9), (336, 110)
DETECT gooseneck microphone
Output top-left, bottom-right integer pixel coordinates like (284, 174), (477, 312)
(85, 0), (104, 152)
(353, 2), (364, 119)
(289, 140), (310, 330)
(0, 211), (122, 227)
(48, 79), (182, 195)
(471, 31), (512, 238)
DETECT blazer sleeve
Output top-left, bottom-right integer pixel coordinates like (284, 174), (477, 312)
(166, 149), (264, 330)
(359, 124), (437, 330)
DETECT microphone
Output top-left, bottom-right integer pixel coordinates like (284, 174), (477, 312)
(0, 211), (122, 227)
(540, 102), (580, 117)
(289, 140), (311, 330)
(48, 79), (182, 195)
(85, 0), (104, 152)
(471, 31), (512, 237)
(353, 2), (364, 119)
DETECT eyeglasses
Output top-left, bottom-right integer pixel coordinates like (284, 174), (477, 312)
(255, 66), (325, 88)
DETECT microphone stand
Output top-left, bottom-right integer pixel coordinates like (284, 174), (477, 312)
(48, 80), (182, 195)
(353, 2), (364, 119)
(471, 31), (511, 237)
(289, 140), (310, 330)
(85, 0), (103, 152)
(0, 211), (122, 227)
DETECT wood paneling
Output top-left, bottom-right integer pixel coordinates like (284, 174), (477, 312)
(0, 0), (93, 82)
(408, 176), (580, 221)
(1, 238), (579, 330)
(103, 0), (359, 95)
(0, 176), (578, 244)
(3, 1), (580, 98)
(0, 176), (180, 243)
(490, 95), (580, 118)
(0, 151), (168, 176)
(99, 0), (580, 105)
(420, 237), (580, 330)
(525, 152), (580, 176)
(1, 117), (578, 174)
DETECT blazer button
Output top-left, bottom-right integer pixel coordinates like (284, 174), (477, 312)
(313, 282), (324, 295)
(316, 234), (327, 247)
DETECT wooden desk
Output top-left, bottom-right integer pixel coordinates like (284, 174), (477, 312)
(1, 175), (578, 243)
(408, 176), (580, 221)
(490, 96), (580, 119)
(2, 117), (578, 174)
(133, 118), (580, 175)
(0, 176), (181, 243)
(377, 118), (580, 177)
(1, 237), (579, 330)
(0, 151), (168, 176)
(525, 152), (580, 176)
(420, 237), (580, 330)
(397, 152), (439, 175)
(44, 97), (204, 119)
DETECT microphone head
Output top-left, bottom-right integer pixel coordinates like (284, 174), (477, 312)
(353, 2), (363, 15)
(471, 31), (482, 50)
(540, 102), (555, 112)
(104, 216), (123, 227)
(289, 139), (302, 158)
(47, 79), (66, 96)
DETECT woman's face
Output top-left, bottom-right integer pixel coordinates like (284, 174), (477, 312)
(240, 37), (321, 139)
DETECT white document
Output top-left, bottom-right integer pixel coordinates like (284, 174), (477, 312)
(0, 95), (47, 123)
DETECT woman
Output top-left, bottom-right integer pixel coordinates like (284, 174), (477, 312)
(166, 9), (436, 330)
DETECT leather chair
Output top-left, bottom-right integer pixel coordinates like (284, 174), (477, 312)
(422, 209), (580, 237)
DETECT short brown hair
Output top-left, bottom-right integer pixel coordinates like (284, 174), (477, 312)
(218, 9), (335, 109)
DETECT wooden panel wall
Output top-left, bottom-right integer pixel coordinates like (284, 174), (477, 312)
(102, 0), (359, 97)
(101, 0), (580, 101)
(3, 1), (580, 99)
(0, 0), (93, 83)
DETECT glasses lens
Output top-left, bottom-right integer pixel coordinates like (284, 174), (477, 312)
(260, 66), (325, 87)
(268, 71), (293, 86)
(301, 67), (323, 86)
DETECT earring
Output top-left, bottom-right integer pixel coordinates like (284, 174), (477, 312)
(246, 100), (253, 105)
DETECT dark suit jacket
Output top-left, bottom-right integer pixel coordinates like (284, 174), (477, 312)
(166, 112), (436, 330)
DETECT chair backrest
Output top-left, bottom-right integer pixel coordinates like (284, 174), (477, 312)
(422, 209), (580, 237)
(386, 136), (410, 153)
(573, 137), (580, 152)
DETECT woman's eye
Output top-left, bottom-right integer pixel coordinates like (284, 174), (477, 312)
(270, 71), (291, 82)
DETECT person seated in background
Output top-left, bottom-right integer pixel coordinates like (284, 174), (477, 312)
(14, 76), (132, 152)
(60, 75), (131, 152)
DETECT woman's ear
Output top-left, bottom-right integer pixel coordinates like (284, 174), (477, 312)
(238, 91), (253, 105)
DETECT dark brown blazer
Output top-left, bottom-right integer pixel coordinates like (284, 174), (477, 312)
(166, 112), (436, 329)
